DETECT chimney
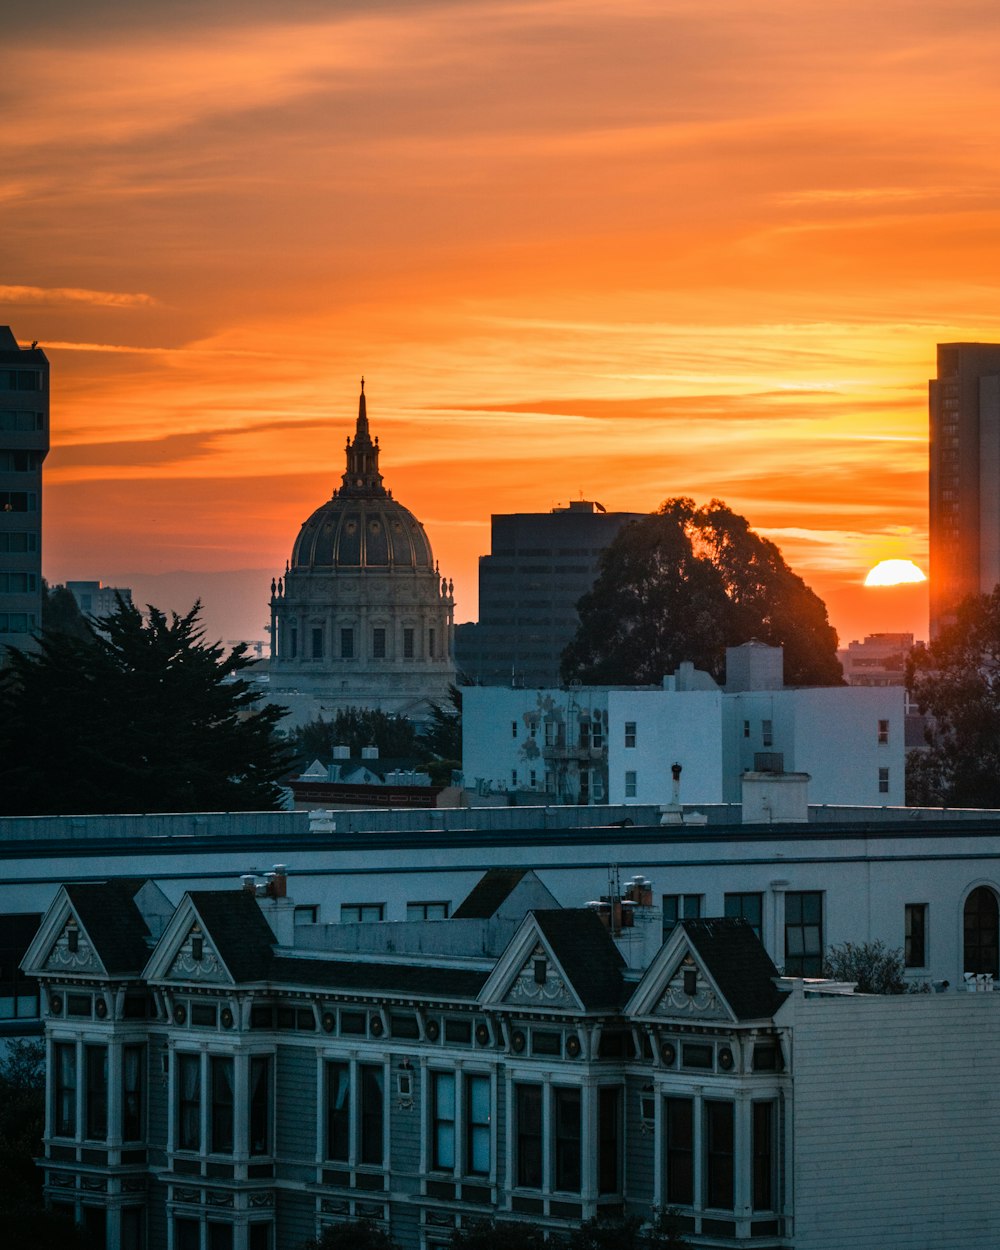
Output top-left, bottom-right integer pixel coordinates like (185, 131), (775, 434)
(241, 875), (257, 894)
(266, 865), (288, 899)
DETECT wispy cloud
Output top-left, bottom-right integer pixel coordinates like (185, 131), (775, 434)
(0, 285), (158, 308)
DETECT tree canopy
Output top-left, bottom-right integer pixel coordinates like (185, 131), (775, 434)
(561, 498), (842, 687)
(0, 599), (292, 816)
(906, 587), (1000, 807)
(823, 940), (906, 994)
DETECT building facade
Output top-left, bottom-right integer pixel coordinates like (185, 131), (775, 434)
(65, 580), (134, 617)
(268, 383), (455, 724)
(26, 873), (1000, 1250)
(929, 342), (1000, 636)
(462, 646), (905, 808)
(455, 501), (644, 688)
(0, 326), (49, 654)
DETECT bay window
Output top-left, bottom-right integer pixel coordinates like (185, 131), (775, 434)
(430, 1071), (492, 1177)
(514, 1082), (585, 1194)
(323, 1060), (385, 1168)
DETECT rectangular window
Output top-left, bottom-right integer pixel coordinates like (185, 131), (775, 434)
(743, 719), (750, 738)
(372, 627), (386, 659)
(0, 410), (43, 431)
(210, 1057), (234, 1153)
(624, 770), (637, 798)
(0, 492), (36, 512)
(175, 1219), (200, 1250)
(403, 627), (415, 658)
(762, 720), (773, 747)
(705, 1100), (734, 1209)
(784, 890), (823, 976)
(325, 1062), (350, 1162)
(249, 1056), (270, 1155)
(512, 721), (518, 739)
(121, 1206), (144, 1250)
(340, 628), (354, 658)
(878, 719), (889, 745)
(662, 894), (701, 939)
(879, 767), (890, 794)
(515, 1084), (543, 1188)
(905, 903), (928, 968)
(428, 627), (436, 658)
(466, 1074), (490, 1176)
(432, 1072), (455, 1170)
(0, 532), (38, 553)
(341, 903), (384, 923)
(85, 1045), (108, 1141)
(598, 1086), (621, 1194)
(249, 1225), (272, 1250)
(311, 627), (324, 659)
(624, 721), (637, 749)
(554, 1087), (581, 1192)
(359, 1064), (384, 1166)
(0, 571), (38, 593)
(724, 892), (763, 939)
(55, 1041), (76, 1137)
(665, 1096), (694, 1205)
(208, 1224), (233, 1250)
(122, 1045), (144, 1142)
(0, 911), (41, 1020)
(406, 901), (449, 920)
(288, 626), (297, 659)
(752, 1101), (776, 1211)
(177, 1054), (201, 1151)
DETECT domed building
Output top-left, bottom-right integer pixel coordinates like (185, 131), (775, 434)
(268, 381), (455, 723)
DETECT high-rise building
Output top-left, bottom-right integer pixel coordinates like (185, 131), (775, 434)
(455, 501), (644, 687)
(268, 381), (455, 724)
(0, 327), (49, 654)
(929, 342), (1000, 636)
(65, 580), (133, 617)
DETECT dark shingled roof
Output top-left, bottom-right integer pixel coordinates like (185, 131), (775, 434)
(65, 881), (152, 975)
(679, 917), (788, 1021)
(188, 891), (277, 983)
(533, 909), (626, 1012)
(452, 868), (529, 919)
(269, 955), (488, 1000)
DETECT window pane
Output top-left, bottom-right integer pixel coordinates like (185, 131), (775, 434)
(554, 1087), (581, 1192)
(752, 1101), (775, 1211)
(178, 1054), (201, 1151)
(86, 1045), (108, 1141)
(55, 1042), (76, 1137)
(705, 1100), (734, 1209)
(516, 1084), (542, 1188)
(250, 1057), (270, 1155)
(466, 1075), (491, 1176)
(326, 1062), (350, 1161)
(360, 1065), (384, 1166)
(122, 1046), (144, 1142)
(598, 1086), (620, 1194)
(211, 1057), (234, 1153)
(665, 1097), (693, 1205)
(433, 1072), (455, 1170)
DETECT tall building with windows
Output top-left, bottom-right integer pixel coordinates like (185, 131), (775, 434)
(0, 326), (48, 654)
(268, 382), (455, 724)
(455, 501), (644, 687)
(929, 342), (1000, 636)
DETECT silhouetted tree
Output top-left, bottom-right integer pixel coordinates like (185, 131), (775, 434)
(450, 1218), (547, 1250)
(0, 599), (292, 815)
(420, 684), (463, 761)
(302, 1220), (398, 1250)
(288, 708), (420, 767)
(906, 588), (1000, 807)
(41, 581), (90, 640)
(561, 498), (842, 687)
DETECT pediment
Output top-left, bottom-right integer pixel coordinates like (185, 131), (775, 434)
(650, 955), (729, 1020)
(43, 918), (103, 974)
(163, 923), (228, 984)
(502, 941), (577, 1008)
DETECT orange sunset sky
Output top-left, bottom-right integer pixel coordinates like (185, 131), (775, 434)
(8, 0), (1000, 647)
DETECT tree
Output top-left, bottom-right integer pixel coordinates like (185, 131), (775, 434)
(561, 498), (842, 687)
(0, 1040), (90, 1249)
(288, 708), (420, 767)
(41, 581), (90, 640)
(567, 1211), (690, 1250)
(450, 1218), (547, 1250)
(302, 1220), (399, 1250)
(823, 940), (906, 994)
(906, 588), (1000, 807)
(0, 599), (292, 816)
(420, 684), (463, 761)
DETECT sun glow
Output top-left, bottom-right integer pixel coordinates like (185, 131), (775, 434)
(864, 559), (927, 587)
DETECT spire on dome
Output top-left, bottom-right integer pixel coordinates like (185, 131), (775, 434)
(340, 377), (386, 497)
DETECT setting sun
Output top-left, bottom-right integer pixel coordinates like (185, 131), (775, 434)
(864, 559), (927, 587)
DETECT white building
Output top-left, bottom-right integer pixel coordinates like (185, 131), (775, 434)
(463, 644), (905, 809)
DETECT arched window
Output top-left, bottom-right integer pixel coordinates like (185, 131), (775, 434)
(964, 886), (999, 976)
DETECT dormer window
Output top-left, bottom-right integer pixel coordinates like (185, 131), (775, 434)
(67, 924), (79, 954)
(191, 936), (203, 962)
(683, 969), (698, 997)
(533, 958), (547, 985)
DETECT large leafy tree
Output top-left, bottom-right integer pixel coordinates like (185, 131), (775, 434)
(561, 498), (842, 687)
(0, 599), (292, 816)
(906, 587), (1000, 807)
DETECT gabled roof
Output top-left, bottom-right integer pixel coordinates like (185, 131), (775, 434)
(452, 868), (530, 919)
(533, 909), (627, 1012)
(187, 891), (277, 983)
(680, 918), (787, 1021)
(64, 880), (152, 975)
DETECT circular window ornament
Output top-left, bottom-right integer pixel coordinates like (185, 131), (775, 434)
(321, 1012), (336, 1034)
(220, 1007), (234, 1029)
(566, 1034), (582, 1059)
(174, 1004), (187, 1025)
(660, 1040), (677, 1066)
(95, 998), (108, 1019)
(369, 1016), (384, 1038)
(475, 1023), (490, 1046)
(511, 1029), (526, 1053)
(425, 1020), (440, 1042)
(718, 1046), (735, 1071)
(50, 993), (63, 1015)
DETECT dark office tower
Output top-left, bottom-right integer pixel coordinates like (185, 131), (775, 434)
(455, 501), (645, 687)
(0, 327), (49, 654)
(929, 343), (1000, 637)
